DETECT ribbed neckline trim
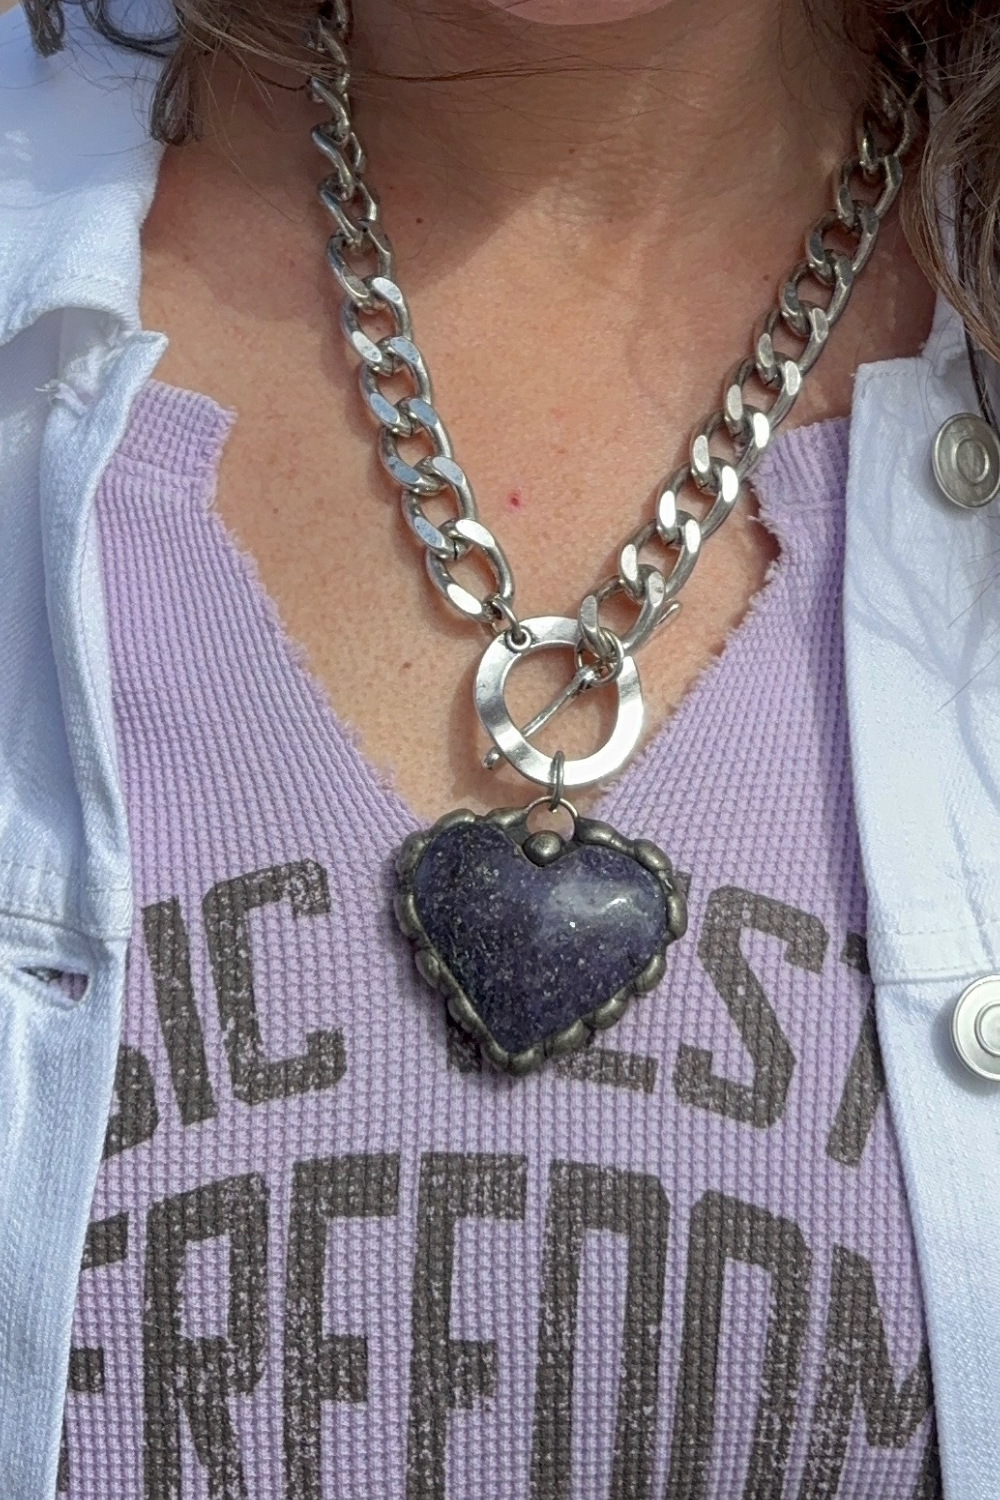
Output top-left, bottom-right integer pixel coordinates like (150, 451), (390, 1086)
(114, 379), (236, 477)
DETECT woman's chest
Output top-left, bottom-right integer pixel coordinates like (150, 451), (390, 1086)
(58, 383), (938, 1499)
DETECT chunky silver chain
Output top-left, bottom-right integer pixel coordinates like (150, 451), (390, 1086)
(307, 3), (919, 784)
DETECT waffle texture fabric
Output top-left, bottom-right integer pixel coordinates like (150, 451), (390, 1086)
(62, 379), (940, 1499)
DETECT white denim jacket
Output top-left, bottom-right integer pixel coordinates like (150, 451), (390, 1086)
(3, 4), (1000, 1497)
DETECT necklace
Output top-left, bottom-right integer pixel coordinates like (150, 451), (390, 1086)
(306, 4), (918, 1075)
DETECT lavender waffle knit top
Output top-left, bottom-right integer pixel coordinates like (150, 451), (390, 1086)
(61, 380), (940, 1500)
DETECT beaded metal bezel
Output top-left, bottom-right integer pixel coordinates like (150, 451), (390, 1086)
(394, 806), (688, 1075)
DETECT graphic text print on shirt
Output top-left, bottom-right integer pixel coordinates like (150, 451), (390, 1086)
(63, 857), (938, 1500)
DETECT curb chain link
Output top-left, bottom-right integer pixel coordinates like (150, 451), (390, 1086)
(308, 7), (921, 709)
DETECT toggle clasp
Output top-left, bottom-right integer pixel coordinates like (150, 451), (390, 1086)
(473, 615), (645, 790)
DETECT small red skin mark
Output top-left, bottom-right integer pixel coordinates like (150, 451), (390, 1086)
(508, 491), (524, 511)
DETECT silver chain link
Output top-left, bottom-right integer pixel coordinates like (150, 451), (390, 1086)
(308, 3), (920, 755)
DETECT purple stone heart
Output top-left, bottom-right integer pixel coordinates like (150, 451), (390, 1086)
(407, 819), (670, 1059)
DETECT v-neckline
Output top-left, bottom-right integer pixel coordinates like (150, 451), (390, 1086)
(129, 377), (848, 844)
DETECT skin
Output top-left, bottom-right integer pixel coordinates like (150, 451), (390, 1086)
(140, 0), (936, 823)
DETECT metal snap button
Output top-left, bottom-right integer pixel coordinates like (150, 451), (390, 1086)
(952, 976), (1000, 1079)
(932, 413), (1000, 509)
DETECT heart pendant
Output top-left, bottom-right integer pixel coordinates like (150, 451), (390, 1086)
(394, 806), (687, 1076)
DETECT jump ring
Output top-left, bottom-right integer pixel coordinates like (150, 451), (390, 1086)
(548, 750), (566, 812)
(525, 792), (580, 825)
(574, 630), (625, 685)
(487, 595), (532, 650)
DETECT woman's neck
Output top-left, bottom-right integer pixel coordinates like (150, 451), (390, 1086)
(196, 0), (862, 282)
(346, 0), (860, 232)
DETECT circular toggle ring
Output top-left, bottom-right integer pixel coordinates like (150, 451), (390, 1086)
(474, 615), (645, 790)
